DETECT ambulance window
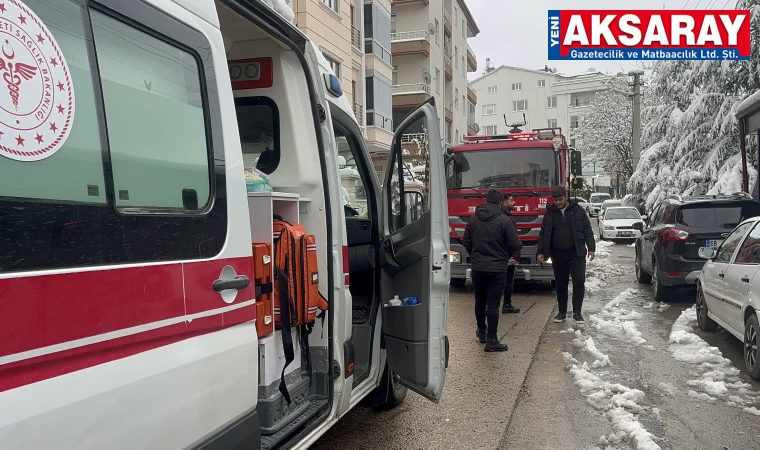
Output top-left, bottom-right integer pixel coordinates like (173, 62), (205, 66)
(235, 97), (279, 175)
(336, 132), (370, 219)
(0, 0), (107, 204)
(91, 11), (211, 210)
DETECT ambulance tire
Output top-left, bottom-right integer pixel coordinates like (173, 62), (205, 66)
(372, 363), (407, 410)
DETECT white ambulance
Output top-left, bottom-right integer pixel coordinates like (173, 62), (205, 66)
(0, 0), (450, 449)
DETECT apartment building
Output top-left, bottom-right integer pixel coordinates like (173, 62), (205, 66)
(390, 0), (480, 159)
(470, 64), (625, 180)
(292, 0), (395, 174)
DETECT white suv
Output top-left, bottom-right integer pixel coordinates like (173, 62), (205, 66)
(697, 217), (760, 380)
(587, 193), (612, 217)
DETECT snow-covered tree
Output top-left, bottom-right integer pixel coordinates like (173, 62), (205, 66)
(628, 0), (760, 211)
(574, 83), (636, 183)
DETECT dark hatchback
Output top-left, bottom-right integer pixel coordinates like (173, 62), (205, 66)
(635, 193), (760, 301)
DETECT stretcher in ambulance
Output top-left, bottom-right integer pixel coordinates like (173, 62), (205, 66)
(0, 0), (450, 449)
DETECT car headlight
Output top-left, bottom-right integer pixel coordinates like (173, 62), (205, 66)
(449, 251), (461, 263)
(604, 225), (615, 230)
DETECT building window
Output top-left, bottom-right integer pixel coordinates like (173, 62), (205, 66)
(488, 86), (497, 94)
(454, 88), (459, 109)
(324, 54), (341, 80)
(538, 79), (546, 87)
(321, 0), (339, 14)
(463, 95), (466, 112)
(454, 6), (458, 22)
(547, 119), (557, 128)
(365, 72), (394, 131)
(446, 121), (452, 144)
(364, 2), (392, 65)
(436, 68), (441, 94)
(484, 125), (497, 135)
(435, 19), (440, 45)
(455, 129), (459, 142)
(462, 56), (465, 75)
(570, 115), (580, 128)
(462, 19), (466, 38)
(455, 47), (458, 67)
(512, 83), (521, 91)
(392, 65), (398, 85)
(513, 100), (528, 112)
(483, 104), (497, 115)
(547, 96), (557, 108)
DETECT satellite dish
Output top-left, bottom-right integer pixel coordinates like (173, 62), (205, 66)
(421, 68), (431, 85)
(427, 22), (436, 35)
(473, 123), (480, 133)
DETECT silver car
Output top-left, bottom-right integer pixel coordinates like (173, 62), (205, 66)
(587, 193), (611, 217)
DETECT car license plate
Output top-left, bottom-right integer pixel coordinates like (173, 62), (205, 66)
(706, 239), (722, 248)
(617, 231), (633, 237)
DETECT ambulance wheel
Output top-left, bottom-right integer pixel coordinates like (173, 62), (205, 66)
(377, 363), (407, 410)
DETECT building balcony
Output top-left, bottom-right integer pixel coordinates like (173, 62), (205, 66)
(445, 99), (453, 123)
(444, 52), (452, 80)
(444, 9), (452, 36)
(391, 31), (430, 56)
(392, 83), (432, 109)
(467, 43), (477, 72)
(467, 117), (479, 135)
(351, 26), (362, 51)
(467, 85), (477, 104)
(391, 0), (429, 4)
(353, 102), (364, 126)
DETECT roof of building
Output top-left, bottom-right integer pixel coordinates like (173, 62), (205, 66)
(457, 0), (480, 36)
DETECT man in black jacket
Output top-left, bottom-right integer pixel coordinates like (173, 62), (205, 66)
(501, 194), (520, 314)
(537, 186), (596, 324)
(463, 190), (523, 352)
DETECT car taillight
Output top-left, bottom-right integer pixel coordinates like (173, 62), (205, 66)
(662, 227), (690, 242)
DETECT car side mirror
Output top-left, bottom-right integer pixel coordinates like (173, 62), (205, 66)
(698, 247), (716, 260)
(641, 215), (648, 221)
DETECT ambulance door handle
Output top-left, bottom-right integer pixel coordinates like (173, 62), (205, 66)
(213, 275), (251, 292)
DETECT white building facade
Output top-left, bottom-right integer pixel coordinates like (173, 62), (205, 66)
(470, 65), (625, 180)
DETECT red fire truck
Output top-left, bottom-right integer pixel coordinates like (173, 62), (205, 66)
(446, 125), (572, 286)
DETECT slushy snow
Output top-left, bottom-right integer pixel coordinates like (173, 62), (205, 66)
(590, 289), (647, 345)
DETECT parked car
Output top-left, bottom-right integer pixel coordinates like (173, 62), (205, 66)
(597, 199), (622, 228)
(576, 197), (589, 210)
(599, 206), (646, 241)
(635, 193), (760, 302)
(696, 217), (760, 380)
(587, 192), (612, 217)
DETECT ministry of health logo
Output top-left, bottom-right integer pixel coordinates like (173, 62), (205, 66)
(0, 0), (75, 162)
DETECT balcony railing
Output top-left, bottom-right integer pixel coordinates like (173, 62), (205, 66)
(445, 99), (452, 111)
(444, 9), (451, 27)
(467, 116), (477, 127)
(351, 26), (362, 50)
(391, 30), (429, 42)
(353, 103), (364, 126)
(467, 43), (474, 55)
(392, 83), (431, 95)
(401, 133), (428, 144)
(443, 52), (452, 67)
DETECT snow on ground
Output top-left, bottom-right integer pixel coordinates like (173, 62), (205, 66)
(589, 289), (647, 346)
(669, 307), (760, 415)
(574, 332), (612, 368)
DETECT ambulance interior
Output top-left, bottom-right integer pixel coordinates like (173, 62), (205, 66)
(217, 1), (387, 446)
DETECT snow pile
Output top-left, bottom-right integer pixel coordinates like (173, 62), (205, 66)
(573, 332), (612, 368)
(564, 357), (661, 449)
(590, 289), (647, 345)
(669, 307), (760, 415)
(594, 240), (615, 256)
(261, 0), (295, 22)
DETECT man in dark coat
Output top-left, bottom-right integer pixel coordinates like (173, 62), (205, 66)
(537, 186), (596, 324)
(500, 193), (520, 314)
(463, 190), (523, 352)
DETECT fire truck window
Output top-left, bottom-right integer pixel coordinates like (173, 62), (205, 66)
(445, 148), (556, 189)
(0, 0), (107, 204)
(92, 10), (211, 210)
(236, 99), (279, 175)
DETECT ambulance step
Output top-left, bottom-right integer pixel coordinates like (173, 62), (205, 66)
(260, 398), (329, 450)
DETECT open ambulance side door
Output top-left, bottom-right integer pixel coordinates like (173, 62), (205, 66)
(380, 99), (450, 402)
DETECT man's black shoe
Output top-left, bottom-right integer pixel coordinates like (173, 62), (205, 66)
(476, 328), (487, 343)
(502, 305), (520, 314)
(553, 313), (566, 323)
(573, 313), (585, 324)
(484, 338), (509, 352)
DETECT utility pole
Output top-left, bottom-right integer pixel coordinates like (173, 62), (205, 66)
(630, 70), (642, 169)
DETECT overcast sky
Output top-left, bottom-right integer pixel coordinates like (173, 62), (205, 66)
(466, 0), (737, 80)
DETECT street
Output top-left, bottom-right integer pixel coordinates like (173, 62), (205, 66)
(313, 221), (760, 450)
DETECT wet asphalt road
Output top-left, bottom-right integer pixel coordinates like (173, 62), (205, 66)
(313, 221), (760, 450)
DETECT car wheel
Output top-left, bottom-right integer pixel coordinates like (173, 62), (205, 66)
(745, 313), (760, 380)
(378, 365), (407, 409)
(635, 248), (652, 284)
(696, 284), (718, 332)
(652, 258), (672, 302)
(450, 278), (466, 289)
